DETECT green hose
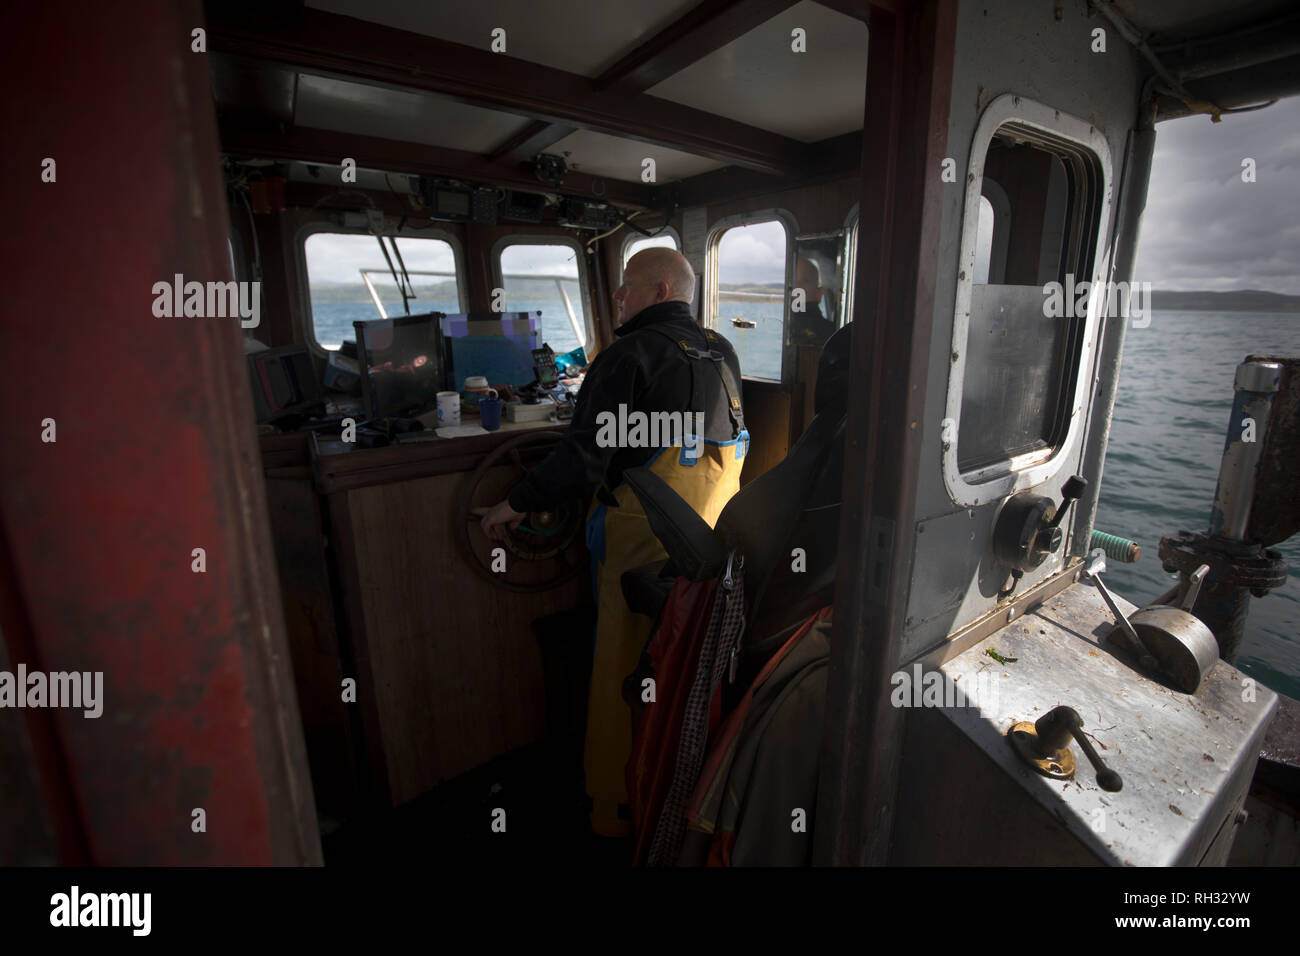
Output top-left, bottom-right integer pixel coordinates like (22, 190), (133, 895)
(1091, 530), (1141, 563)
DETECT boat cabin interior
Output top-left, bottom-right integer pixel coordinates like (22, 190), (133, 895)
(3, 0), (1298, 868)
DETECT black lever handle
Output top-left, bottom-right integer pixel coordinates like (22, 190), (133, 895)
(1045, 476), (1088, 531)
(1035, 706), (1122, 792)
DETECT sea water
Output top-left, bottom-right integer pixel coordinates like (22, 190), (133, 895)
(1095, 311), (1300, 698)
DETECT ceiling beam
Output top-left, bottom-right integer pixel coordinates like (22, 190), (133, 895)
(204, 1), (808, 175)
(486, 120), (576, 163)
(814, 0), (874, 23)
(217, 119), (655, 208)
(667, 131), (861, 207)
(592, 0), (801, 93)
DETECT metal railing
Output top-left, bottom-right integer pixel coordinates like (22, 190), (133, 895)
(361, 268), (587, 346)
(358, 268), (457, 319)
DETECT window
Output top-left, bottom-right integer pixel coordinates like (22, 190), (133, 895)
(973, 195), (994, 285)
(497, 241), (590, 355)
(302, 232), (463, 351)
(944, 95), (1111, 504)
(621, 229), (681, 277)
(709, 218), (790, 382)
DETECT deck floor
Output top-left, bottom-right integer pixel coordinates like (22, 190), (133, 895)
(321, 743), (632, 866)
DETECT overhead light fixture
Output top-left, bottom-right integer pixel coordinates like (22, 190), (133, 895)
(533, 153), (567, 186)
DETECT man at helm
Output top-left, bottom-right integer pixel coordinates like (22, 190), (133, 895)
(479, 247), (748, 839)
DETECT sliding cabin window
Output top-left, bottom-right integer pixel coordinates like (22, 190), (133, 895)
(300, 230), (465, 352)
(493, 239), (592, 355)
(943, 95), (1112, 506)
(707, 214), (793, 383)
(620, 228), (682, 280)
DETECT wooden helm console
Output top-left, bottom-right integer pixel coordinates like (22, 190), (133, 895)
(456, 430), (589, 593)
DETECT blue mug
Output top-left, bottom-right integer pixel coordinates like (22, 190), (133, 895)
(479, 389), (502, 431)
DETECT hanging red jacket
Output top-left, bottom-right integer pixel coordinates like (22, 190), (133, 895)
(623, 575), (726, 866)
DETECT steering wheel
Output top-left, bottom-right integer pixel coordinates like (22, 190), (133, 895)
(456, 429), (589, 593)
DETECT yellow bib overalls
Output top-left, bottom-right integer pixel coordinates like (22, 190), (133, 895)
(583, 327), (748, 838)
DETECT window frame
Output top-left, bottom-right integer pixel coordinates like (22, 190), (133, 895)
(977, 181), (1012, 286)
(490, 234), (596, 350)
(295, 222), (468, 356)
(618, 226), (683, 284)
(942, 94), (1113, 507)
(704, 208), (797, 385)
(843, 202), (859, 328)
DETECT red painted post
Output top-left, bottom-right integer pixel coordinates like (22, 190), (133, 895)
(0, 1), (321, 864)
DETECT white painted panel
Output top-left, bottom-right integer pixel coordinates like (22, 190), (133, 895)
(294, 75), (532, 152)
(548, 128), (725, 183)
(647, 0), (867, 143)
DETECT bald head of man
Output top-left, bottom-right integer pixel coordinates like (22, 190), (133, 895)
(614, 247), (695, 326)
(795, 256), (824, 305)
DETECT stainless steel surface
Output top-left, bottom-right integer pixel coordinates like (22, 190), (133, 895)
(1085, 551), (1217, 693)
(928, 581), (1277, 865)
(1124, 605), (1221, 695)
(1234, 360), (1283, 395)
(915, 561), (1082, 670)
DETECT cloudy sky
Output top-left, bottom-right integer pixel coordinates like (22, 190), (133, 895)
(1133, 95), (1300, 294)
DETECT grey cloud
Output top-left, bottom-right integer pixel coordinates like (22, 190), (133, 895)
(1133, 96), (1300, 294)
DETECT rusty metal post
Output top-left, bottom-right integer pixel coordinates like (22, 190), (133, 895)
(1161, 361), (1289, 662)
(0, 1), (321, 864)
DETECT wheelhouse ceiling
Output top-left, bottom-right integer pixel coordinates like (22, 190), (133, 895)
(207, 0), (1300, 202)
(207, 0), (872, 202)
(306, 0), (706, 77)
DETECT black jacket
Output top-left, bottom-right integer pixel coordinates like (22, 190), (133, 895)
(790, 302), (836, 349)
(508, 300), (744, 513)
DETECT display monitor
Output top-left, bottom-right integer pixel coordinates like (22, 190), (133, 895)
(353, 312), (447, 420)
(440, 312), (540, 393)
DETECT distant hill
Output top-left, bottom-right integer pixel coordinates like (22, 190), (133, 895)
(1149, 290), (1300, 313)
(311, 280), (458, 302)
(311, 280), (1299, 313)
(719, 286), (1300, 312)
(719, 282), (786, 295)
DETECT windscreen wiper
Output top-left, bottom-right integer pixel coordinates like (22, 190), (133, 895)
(374, 235), (415, 315)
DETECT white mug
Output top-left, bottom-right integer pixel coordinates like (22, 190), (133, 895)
(436, 391), (461, 426)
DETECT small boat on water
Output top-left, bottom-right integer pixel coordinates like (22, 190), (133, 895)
(2, 0), (1298, 880)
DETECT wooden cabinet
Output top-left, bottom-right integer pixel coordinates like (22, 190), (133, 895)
(260, 424), (586, 814)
